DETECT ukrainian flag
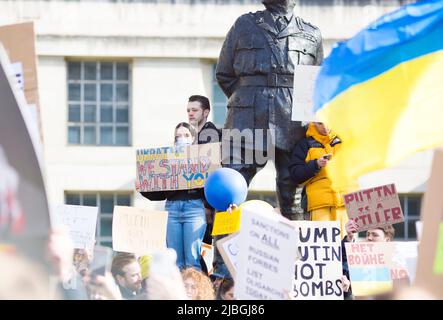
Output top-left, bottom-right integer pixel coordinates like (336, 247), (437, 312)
(313, 0), (443, 190)
(349, 267), (393, 297)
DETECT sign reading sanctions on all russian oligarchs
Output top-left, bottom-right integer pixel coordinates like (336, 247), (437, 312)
(136, 143), (221, 192)
(235, 206), (298, 300)
(343, 183), (404, 232)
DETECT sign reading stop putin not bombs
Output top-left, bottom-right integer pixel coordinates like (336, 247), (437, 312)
(344, 183), (404, 232)
(292, 221), (343, 300)
(136, 143), (221, 192)
(235, 207), (298, 300)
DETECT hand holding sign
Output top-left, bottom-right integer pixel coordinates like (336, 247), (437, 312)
(345, 220), (359, 242)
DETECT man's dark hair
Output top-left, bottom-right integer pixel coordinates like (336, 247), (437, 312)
(111, 252), (137, 278)
(188, 95), (211, 111)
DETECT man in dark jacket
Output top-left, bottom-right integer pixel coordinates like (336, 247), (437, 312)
(186, 95), (221, 273)
(216, 0), (323, 220)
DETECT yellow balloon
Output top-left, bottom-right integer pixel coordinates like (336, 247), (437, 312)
(239, 200), (274, 211)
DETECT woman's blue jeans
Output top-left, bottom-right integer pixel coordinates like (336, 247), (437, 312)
(165, 199), (206, 270)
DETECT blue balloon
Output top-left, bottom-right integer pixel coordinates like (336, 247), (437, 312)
(204, 168), (248, 211)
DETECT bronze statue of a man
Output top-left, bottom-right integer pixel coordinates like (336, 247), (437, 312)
(216, 0), (323, 220)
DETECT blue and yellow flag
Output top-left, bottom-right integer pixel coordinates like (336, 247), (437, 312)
(314, 0), (443, 190)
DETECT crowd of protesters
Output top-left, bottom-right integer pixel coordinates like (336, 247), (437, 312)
(0, 95), (434, 300)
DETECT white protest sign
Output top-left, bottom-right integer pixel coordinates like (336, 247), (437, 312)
(52, 204), (98, 250)
(291, 221), (343, 300)
(216, 232), (239, 278)
(112, 206), (168, 255)
(416, 221), (423, 241)
(235, 207), (298, 300)
(292, 65), (321, 122)
(10, 62), (24, 92)
(392, 241), (418, 283)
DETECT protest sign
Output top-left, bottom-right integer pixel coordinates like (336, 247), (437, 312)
(212, 207), (242, 236)
(235, 207), (298, 300)
(291, 221), (343, 300)
(416, 221), (423, 241)
(291, 65), (321, 122)
(344, 183), (404, 232)
(433, 223), (443, 275)
(345, 242), (395, 296)
(416, 150), (443, 298)
(216, 232), (239, 278)
(0, 22), (40, 112)
(201, 242), (214, 275)
(391, 241), (418, 282)
(52, 205), (98, 250)
(112, 206), (168, 255)
(0, 46), (50, 267)
(136, 143), (221, 192)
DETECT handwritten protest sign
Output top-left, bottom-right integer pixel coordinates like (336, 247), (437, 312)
(216, 232), (239, 278)
(112, 206), (168, 255)
(235, 207), (298, 300)
(292, 65), (321, 122)
(345, 242), (395, 296)
(212, 207), (242, 236)
(291, 221), (343, 300)
(52, 205), (98, 250)
(344, 183), (404, 232)
(136, 143), (221, 192)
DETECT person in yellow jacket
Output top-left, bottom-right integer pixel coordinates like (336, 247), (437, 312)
(289, 122), (353, 238)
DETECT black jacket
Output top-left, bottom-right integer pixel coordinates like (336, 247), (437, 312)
(288, 137), (320, 185)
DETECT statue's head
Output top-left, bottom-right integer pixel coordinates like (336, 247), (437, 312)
(262, 0), (296, 15)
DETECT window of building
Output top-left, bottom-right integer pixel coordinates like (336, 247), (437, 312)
(65, 192), (132, 247)
(211, 63), (227, 127)
(67, 61), (131, 146)
(394, 194), (422, 241)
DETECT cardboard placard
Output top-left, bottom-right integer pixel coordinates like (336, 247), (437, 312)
(235, 207), (298, 300)
(52, 205), (99, 250)
(112, 206), (168, 255)
(291, 65), (321, 122)
(212, 207), (242, 236)
(0, 22), (40, 114)
(344, 183), (404, 232)
(136, 143), (221, 192)
(216, 232), (239, 278)
(291, 221), (343, 300)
